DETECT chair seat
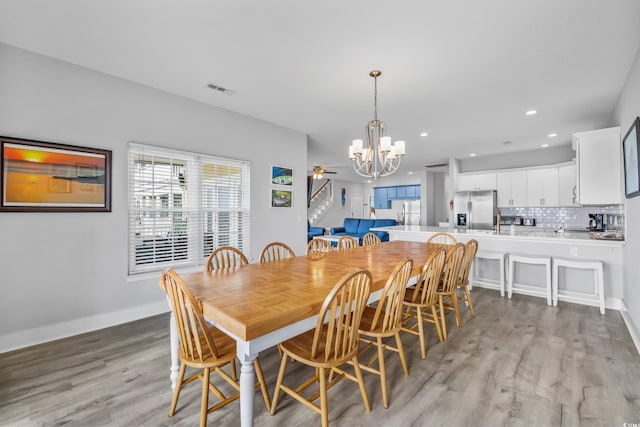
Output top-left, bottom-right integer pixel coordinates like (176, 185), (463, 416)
(402, 287), (421, 305)
(280, 326), (358, 368)
(179, 325), (237, 369)
(358, 305), (400, 337)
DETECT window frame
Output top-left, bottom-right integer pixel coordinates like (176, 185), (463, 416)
(128, 142), (251, 276)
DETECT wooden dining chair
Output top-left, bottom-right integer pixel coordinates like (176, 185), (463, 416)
(259, 241), (295, 263)
(270, 269), (372, 427)
(206, 246), (249, 271)
(306, 238), (332, 255)
(338, 235), (359, 250)
(426, 232), (457, 246)
(362, 232), (381, 247)
(401, 247), (447, 359)
(437, 243), (466, 339)
(159, 269), (271, 427)
(456, 239), (479, 317)
(356, 257), (413, 408)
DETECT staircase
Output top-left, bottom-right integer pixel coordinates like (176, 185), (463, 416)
(308, 179), (333, 224)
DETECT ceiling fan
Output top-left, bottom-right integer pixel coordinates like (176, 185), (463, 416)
(311, 166), (336, 180)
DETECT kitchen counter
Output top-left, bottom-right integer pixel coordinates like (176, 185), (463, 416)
(371, 225), (625, 247)
(371, 225), (624, 307)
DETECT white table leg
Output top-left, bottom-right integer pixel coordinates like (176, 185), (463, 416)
(169, 309), (180, 390)
(238, 350), (256, 427)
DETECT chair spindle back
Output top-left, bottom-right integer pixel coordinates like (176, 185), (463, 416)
(206, 246), (249, 271)
(259, 242), (295, 263)
(311, 269), (372, 362)
(368, 257), (414, 334)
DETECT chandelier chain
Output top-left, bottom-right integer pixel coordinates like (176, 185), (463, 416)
(373, 74), (378, 121)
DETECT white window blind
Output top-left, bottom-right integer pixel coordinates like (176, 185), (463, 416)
(128, 143), (251, 275)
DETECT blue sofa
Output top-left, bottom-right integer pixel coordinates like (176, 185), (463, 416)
(307, 220), (325, 242)
(329, 218), (397, 244)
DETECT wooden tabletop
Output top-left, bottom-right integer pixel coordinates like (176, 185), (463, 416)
(182, 240), (437, 341)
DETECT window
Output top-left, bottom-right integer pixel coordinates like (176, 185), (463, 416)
(128, 143), (250, 275)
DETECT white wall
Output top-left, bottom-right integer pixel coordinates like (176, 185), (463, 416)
(611, 45), (640, 350)
(312, 179), (365, 228)
(460, 144), (575, 172)
(0, 44), (308, 352)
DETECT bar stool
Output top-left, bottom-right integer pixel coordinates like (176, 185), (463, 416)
(508, 254), (552, 305)
(552, 258), (605, 314)
(472, 250), (507, 297)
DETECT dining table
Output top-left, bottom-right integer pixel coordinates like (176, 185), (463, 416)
(167, 240), (439, 427)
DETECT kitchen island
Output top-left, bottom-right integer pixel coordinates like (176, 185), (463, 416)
(371, 225), (625, 310)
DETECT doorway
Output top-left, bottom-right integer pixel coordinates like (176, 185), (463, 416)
(350, 194), (364, 218)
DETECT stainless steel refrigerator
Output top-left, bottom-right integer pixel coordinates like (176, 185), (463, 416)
(400, 200), (421, 225)
(454, 190), (497, 230)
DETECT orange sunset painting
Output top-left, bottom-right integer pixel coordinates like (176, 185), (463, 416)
(2, 141), (108, 208)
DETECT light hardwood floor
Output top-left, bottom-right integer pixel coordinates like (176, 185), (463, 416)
(1, 288), (639, 426)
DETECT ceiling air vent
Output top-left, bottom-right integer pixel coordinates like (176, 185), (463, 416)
(425, 162), (448, 169)
(207, 83), (236, 96)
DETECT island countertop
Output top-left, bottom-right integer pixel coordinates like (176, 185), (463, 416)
(371, 225), (625, 247)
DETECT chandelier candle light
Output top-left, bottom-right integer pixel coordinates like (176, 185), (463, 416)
(349, 70), (405, 179)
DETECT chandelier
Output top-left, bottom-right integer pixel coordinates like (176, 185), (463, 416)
(348, 70), (405, 179)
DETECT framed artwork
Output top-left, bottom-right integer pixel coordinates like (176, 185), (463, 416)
(341, 188), (346, 208)
(271, 189), (292, 208)
(623, 117), (640, 199)
(0, 136), (112, 212)
(271, 165), (293, 186)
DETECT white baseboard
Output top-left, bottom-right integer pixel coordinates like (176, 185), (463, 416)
(605, 297), (622, 311)
(0, 301), (170, 354)
(620, 301), (640, 356)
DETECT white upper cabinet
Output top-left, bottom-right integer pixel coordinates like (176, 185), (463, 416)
(526, 168), (559, 206)
(457, 172), (497, 192)
(496, 171), (526, 207)
(572, 127), (622, 205)
(558, 164), (579, 206)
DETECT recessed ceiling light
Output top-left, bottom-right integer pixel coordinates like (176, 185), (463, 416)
(541, 143), (550, 148)
(408, 171), (413, 175)
(367, 180), (372, 183)
(525, 110), (537, 116)
(420, 132), (429, 137)
(547, 133), (557, 137)
(469, 153), (477, 157)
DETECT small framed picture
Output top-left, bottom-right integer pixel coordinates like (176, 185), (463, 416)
(271, 189), (292, 208)
(271, 165), (293, 186)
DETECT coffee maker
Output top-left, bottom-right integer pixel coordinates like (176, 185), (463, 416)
(588, 213), (605, 231)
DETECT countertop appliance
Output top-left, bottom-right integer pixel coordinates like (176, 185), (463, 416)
(454, 190), (497, 230)
(588, 213), (605, 231)
(500, 215), (522, 225)
(399, 200), (421, 225)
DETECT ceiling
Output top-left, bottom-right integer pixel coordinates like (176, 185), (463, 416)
(1, 1), (639, 182)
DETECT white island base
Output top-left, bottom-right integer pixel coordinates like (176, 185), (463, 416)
(372, 225), (625, 311)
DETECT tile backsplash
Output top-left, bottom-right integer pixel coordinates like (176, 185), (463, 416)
(499, 205), (625, 231)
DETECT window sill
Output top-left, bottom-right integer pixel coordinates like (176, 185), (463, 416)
(127, 265), (203, 284)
